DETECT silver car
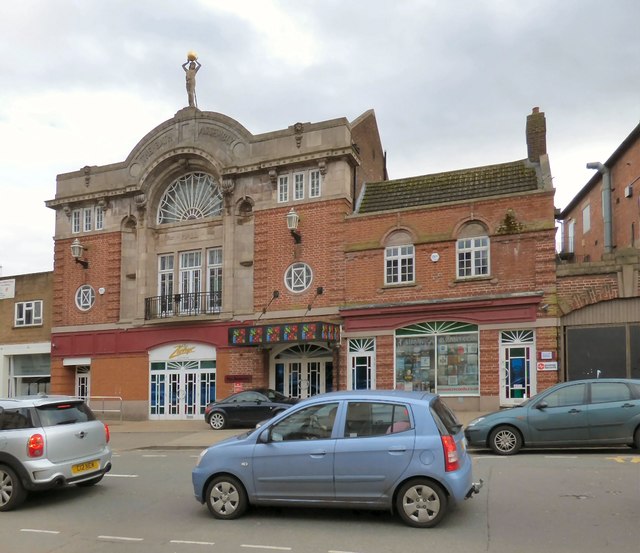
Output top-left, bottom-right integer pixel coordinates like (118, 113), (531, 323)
(193, 390), (481, 528)
(0, 395), (112, 511)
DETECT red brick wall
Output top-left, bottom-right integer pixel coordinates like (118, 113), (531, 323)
(53, 233), (122, 326)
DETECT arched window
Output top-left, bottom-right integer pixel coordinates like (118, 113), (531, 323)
(456, 221), (489, 278)
(157, 172), (223, 224)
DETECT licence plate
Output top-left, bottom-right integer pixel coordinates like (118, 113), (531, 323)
(72, 460), (100, 475)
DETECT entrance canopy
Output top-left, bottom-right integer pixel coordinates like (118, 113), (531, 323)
(229, 322), (340, 346)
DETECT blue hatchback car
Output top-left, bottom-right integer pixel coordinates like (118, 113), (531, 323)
(192, 390), (481, 528)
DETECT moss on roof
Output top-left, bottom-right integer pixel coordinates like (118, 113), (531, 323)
(358, 159), (540, 214)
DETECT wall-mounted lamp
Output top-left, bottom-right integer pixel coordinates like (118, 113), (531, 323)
(70, 238), (89, 269)
(286, 208), (301, 244)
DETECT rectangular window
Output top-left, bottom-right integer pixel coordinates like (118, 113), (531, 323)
(180, 251), (202, 314)
(71, 210), (81, 234)
(95, 207), (104, 230)
(83, 207), (92, 232)
(582, 204), (591, 233)
(158, 254), (174, 314)
(457, 237), (489, 278)
(207, 247), (223, 313)
(309, 169), (321, 198)
(293, 172), (305, 200)
(278, 175), (289, 203)
(385, 245), (415, 285)
(15, 300), (43, 327)
(567, 220), (575, 253)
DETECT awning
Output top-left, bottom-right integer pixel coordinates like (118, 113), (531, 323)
(229, 322), (340, 346)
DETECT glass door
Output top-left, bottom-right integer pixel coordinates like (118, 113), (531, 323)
(179, 251), (201, 314)
(500, 330), (535, 405)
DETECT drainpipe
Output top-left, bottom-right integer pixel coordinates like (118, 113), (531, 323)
(586, 162), (613, 254)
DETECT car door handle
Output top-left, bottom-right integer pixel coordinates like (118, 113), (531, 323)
(388, 446), (407, 454)
(309, 450), (326, 458)
(621, 403), (635, 408)
(567, 408), (582, 414)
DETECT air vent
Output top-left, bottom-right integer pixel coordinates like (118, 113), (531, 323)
(624, 185), (633, 198)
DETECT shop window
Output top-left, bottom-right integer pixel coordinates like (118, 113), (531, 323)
(395, 321), (479, 396)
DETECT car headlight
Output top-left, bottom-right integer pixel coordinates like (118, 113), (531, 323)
(466, 417), (485, 427)
(195, 448), (208, 467)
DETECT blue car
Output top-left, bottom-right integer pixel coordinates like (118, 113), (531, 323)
(192, 390), (481, 528)
(465, 378), (640, 455)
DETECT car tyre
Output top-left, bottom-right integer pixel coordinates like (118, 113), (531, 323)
(205, 475), (248, 520)
(489, 425), (523, 455)
(0, 465), (28, 512)
(633, 426), (640, 450)
(395, 478), (448, 528)
(208, 412), (227, 430)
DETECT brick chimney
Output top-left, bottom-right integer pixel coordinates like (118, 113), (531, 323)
(526, 107), (547, 163)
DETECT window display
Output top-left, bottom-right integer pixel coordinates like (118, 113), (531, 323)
(395, 324), (479, 396)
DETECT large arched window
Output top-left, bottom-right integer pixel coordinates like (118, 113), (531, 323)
(157, 172), (223, 224)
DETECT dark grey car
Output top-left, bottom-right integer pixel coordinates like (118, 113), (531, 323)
(0, 395), (112, 511)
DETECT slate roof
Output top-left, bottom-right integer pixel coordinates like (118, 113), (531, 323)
(357, 159), (540, 214)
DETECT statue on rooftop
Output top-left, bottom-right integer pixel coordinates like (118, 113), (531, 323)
(182, 51), (201, 108)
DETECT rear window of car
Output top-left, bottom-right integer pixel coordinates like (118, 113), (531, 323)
(0, 408), (34, 430)
(430, 398), (462, 436)
(36, 402), (96, 427)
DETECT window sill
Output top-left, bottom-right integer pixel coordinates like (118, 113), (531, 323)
(381, 282), (418, 290)
(454, 275), (494, 284)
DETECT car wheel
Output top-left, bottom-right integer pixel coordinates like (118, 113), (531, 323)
(208, 412), (227, 430)
(76, 475), (104, 487)
(395, 478), (448, 528)
(0, 465), (28, 512)
(489, 425), (523, 455)
(205, 475), (248, 520)
(633, 426), (640, 450)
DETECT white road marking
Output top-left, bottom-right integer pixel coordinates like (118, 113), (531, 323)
(170, 540), (216, 545)
(20, 529), (60, 534)
(544, 455), (578, 459)
(105, 473), (139, 478)
(241, 546), (292, 551)
(98, 535), (143, 542)
(142, 454), (168, 458)
(329, 550), (362, 553)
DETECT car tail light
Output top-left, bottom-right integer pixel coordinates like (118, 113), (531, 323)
(28, 433), (45, 458)
(104, 423), (111, 444)
(441, 435), (460, 472)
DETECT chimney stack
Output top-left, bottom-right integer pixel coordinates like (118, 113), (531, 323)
(526, 107), (547, 163)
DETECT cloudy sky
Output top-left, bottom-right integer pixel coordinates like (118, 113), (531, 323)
(1, 0), (639, 277)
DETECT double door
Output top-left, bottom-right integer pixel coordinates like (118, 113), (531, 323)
(150, 363), (216, 419)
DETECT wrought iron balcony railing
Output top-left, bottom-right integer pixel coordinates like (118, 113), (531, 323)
(144, 292), (222, 320)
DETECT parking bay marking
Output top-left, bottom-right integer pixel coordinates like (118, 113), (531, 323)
(20, 529), (60, 535)
(171, 540), (216, 546)
(241, 546), (292, 551)
(606, 456), (640, 463)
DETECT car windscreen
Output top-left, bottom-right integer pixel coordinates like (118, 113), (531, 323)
(36, 401), (96, 427)
(430, 398), (462, 436)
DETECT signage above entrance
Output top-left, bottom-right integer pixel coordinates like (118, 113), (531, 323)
(229, 322), (340, 346)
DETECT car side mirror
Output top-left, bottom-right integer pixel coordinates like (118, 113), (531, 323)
(258, 429), (270, 444)
(535, 401), (548, 410)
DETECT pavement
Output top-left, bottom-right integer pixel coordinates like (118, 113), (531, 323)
(107, 411), (484, 452)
